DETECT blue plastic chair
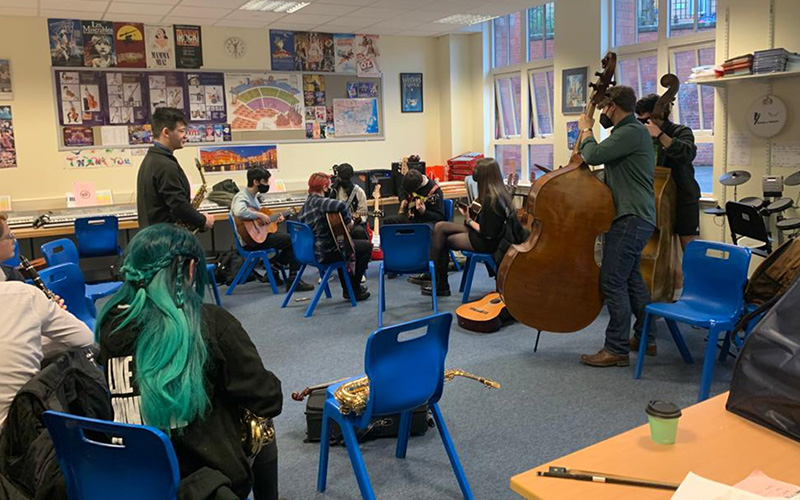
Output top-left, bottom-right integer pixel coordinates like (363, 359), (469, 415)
(378, 224), (437, 326)
(38, 263), (97, 330)
(443, 200), (462, 271)
(634, 241), (752, 401)
(43, 410), (180, 500)
(206, 262), (222, 306)
(2, 238), (20, 267)
(282, 221), (356, 317)
(74, 216), (123, 258)
(458, 251), (497, 303)
(41, 238), (122, 306)
(317, 312), (473, 500)
(226, 214), (284, 296)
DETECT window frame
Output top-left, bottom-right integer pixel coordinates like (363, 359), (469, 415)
(668, 42), (715, 137)
(528, 68), (554, 140)
(494, 72), (522, 140)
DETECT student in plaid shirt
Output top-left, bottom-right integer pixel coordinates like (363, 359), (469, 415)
(299, 172), (372, 301)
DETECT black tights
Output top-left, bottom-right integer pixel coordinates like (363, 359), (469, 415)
(252, 438), (278, 500)
(430, 222), (475, 289)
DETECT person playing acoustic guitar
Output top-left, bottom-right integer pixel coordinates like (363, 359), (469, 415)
(384, 169), (445, 227)
(230, 168), (313, 292)
(328, 163), (369, 241)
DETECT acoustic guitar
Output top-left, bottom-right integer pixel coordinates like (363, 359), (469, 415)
(456, 292), (509, 333)
(326, 212), (355, 259)
(235, 207), (297, 247)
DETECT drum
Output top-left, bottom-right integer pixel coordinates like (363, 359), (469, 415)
(777, 218), (800, 231)
(765, 197), (793, 214)
(704, 206), (726, 217)
(740, 196), (764, 208)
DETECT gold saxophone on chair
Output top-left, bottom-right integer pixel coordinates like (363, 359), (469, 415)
(334, 369), (501, 416)
(240, 408), (276, 458)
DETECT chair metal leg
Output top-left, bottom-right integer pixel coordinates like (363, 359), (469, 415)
(699, 324), (722, 401)
(282, 265), (306, 308)
(395, 410), (412, 459)
(341, 266), (357, 307)
(339, 416), (377, 500)
(307, 266), (336, 317)
(378, 262), (385, 327)
(461, 258), (478, 303)
(634, 312), (653, 379)
(226, 255), (254, 296)
(317, 405), (332, 492)
(430, 403), (474, 500)
(262, 255), (279, 295)
(429, 261), (438, 314)
(665, 319), (694, 364)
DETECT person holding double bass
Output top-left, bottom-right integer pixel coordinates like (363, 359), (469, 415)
(577, 85), (657, 368)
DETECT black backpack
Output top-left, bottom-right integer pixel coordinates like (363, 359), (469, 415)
(213, 250), (245, 286)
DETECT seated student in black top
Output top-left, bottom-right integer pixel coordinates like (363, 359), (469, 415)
(422, 158), (515, 297)
(328, 163), (369, 241)
(96, 224), (283, 500)
(384, 169), (445, 227)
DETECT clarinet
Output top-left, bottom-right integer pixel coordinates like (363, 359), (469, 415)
(18, 255), (58, 302)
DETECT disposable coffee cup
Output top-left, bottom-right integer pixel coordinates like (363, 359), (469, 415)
(645, 400), (682, 444)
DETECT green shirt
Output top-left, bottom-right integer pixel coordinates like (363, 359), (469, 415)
(579, 114), (656, 227)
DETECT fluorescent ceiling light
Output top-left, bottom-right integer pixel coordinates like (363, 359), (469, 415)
(239, 0), (310, 13)
(434, 13), (497, 25)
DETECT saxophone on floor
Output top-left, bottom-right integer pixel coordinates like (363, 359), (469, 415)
(334, 369), (501, 416)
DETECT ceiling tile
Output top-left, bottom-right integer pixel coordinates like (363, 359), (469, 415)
(358, 25), (398, 35)
(225, 10), (285, 22)
(41, 9), (102, 18)
(168, 5), (232, 18)
(369, 18), (426, 30)
(266, 22), (319, 30)
(107, 2), (173, 15)
(297, 3), (359, 16)
(178, 0), (247, 7)
(349, 6), (404, 18)
(466, 4), (517, 17)
(369, 0), (429, 8)
(397, 30), (445, 37)
(103, 13), (166, 23)
(0, 0), (36, 8)
(108, 0), (181, 4)
(167, 16), (221, 25)
(0, 6), (37, 16)
(40, 0), (108, 12)
(317, 20), (376, 30)
(314, 0), (377, 5)
(392, 10), (452, 23)
(214, 19), (267, 28)
(276, 13), (334, 24)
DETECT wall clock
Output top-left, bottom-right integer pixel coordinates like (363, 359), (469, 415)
(225, 37), (245, 58)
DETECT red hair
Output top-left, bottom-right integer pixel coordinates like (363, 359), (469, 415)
(308, 172), (331, 194)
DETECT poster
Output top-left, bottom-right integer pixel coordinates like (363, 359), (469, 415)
(269, 30), (294, 71)
(187, 124), (204, 143)
(48, 19), (84, 67)
(334, 34), (356, 74)
(186, 72), (226, 122)
(145, 25), (175, 69)
(148, 72), (186, 115)
(63, 126), (94, 147)
(357, 81), (378, 98)
(174, 25), (202, 69)
(57, 71), (104, 125)
(0, 60), (11, 99)
(225, 73), (304, 131)
(303, 74), (326, 106)
(566, 121), (579, 150)
(293, 32), (309, 71)
(62, 148), (134, 168)
(400, 73), (422, 112)
(199, 145), (277, 172)
(0, 106), (15, 169)
(355, 34), (381, 76)
(114, 22), (146, 68)
(105, 72), (147, 124)
(82, 21), (116, 68)
(333, 98), (379, 136)
(346, 82), (358, 98)
(128, 124), (152, 145)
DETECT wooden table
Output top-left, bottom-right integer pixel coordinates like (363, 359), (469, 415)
(510, 393), (800, 500)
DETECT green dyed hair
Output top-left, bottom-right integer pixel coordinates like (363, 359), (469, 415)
(97, 223), (209, 432)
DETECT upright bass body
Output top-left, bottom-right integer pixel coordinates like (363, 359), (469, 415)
(640, 166), (676, 302)
(497, 156), (614, 333)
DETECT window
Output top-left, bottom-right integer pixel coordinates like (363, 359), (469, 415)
(493, 11), (523, 68)
(618, 54), (658, 99)
(529, 69), (554, 138)
(528, 3), (554, 62)
(496, 145), (522, 180)
(669, 0), (716, 38)
(495, 74), (521, 139)
(529, 144), (554, 180)
(670, 45), (714, 131)
(694, 143), (714, 194)
(614, 0), (659, 47)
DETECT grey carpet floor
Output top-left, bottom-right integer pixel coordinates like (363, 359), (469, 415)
(218, 267), (733, 500)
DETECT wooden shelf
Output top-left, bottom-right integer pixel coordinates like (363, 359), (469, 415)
(692, 68), (800, 87)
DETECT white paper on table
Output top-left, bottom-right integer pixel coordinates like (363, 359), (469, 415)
(771, 142), (800, 169)
(671, 472), (774, 500)
(735, 471), (800, 499)
(96, 189), (114, 206)
(65, 192), (76, 208)
(728, 132), (752, 166)
(100, 126), (129, 146)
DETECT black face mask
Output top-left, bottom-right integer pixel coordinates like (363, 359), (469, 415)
(257, 183), (270, 193)
(599, 112), (614, 129)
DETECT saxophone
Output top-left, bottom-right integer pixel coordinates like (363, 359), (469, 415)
(240, 408), (276, 458)
(333, 369), (500, 416)
(180, 159), (208, 233)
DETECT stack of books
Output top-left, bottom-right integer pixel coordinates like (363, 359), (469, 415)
(721, 54), (754, 76)
(752, 48), (800, 74)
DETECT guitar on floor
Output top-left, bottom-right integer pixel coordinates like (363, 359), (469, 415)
(235, 207), (297, 246)
(456, 292), (512, 333)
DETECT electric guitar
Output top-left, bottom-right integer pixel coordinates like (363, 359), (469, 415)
(455, 292), (509, 333)
(367, 176), (384, 260)
(235, 207), (297, 246)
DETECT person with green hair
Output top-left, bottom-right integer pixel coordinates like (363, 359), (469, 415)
(96, 224), (283, 500)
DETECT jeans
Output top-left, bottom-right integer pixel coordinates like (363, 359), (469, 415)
(600, 215), (654, 355)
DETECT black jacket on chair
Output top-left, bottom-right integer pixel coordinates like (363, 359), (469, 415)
(136, 145), (206, 230)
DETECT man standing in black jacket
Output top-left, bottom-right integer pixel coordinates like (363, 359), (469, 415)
(136, 107), (214, 231)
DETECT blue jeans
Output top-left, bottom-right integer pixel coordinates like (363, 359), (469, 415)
(601, 215), (654, 355)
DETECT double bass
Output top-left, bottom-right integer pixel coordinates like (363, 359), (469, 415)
(496, 52), (617, 333)
(640, 74), (680, 303)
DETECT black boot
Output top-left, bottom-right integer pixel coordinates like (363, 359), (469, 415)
(287, 274), (314, 292)
(343, 284), (371, 301)
(407, 273), (431, 285)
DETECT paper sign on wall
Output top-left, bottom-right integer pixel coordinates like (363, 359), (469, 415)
(72, 181), (97, 207)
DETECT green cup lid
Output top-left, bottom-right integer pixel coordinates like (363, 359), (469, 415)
(646, 400), (682, 419)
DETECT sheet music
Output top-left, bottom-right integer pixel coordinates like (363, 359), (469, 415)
(100, 126), (129, 146)
(728, 132), (751, 166)
(771, 142), (800, 169)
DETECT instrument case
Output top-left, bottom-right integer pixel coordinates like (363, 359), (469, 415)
(303, 388), (431, 444)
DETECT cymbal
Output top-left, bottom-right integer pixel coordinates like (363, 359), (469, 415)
(719, 170), (751, 186)
(785, 170), (800, 186)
